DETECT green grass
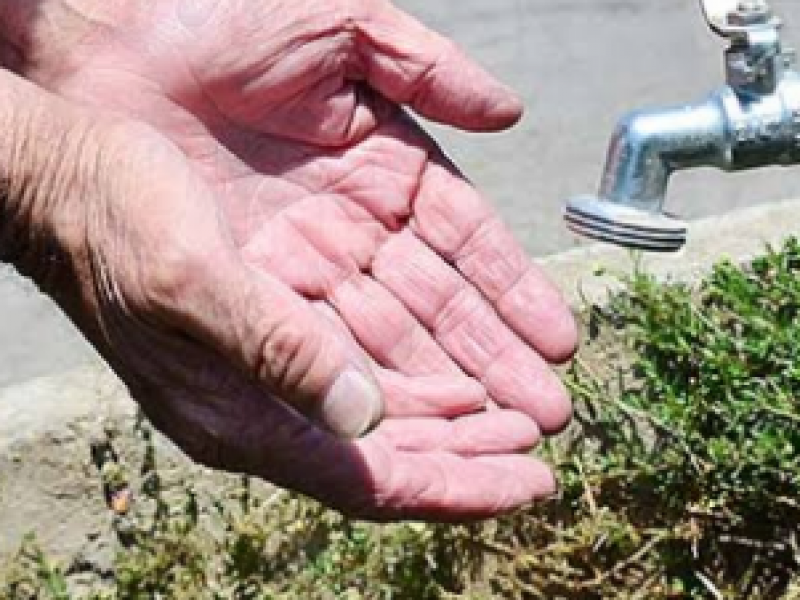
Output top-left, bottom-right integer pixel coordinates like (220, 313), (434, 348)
(3, 238), (800, 599)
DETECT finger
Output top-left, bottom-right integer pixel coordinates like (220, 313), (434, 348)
(313, 299), (488, 420)
(372, 230), (572, 434)
(182, 1), (520, 139)
(355, 1), (524, 132)
(329, 271), (461, 377)
(228, 78), (394, 148)
(243, 414), (554, 521)
(143, 361), (550, 521)
(375, 409), (540, 456)
(412, 158), (579, 364)
(241, 195), (388, 298)
(353, 443), (557, 521)
(378, 369), (487, 418)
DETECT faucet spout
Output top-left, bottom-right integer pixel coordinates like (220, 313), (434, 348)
(565, 0), (800, 252)
(600, 100), (729, 215)
(564, 96), (731, 252)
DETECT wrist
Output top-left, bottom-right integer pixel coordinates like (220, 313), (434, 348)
(0, 70), (92, 286)
(0, 70), (60, 275)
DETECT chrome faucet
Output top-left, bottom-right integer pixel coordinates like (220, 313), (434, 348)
(564, 0), (800, 252)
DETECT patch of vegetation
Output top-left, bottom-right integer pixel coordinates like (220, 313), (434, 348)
(548, 238), (800, 598)
(2, 239), (800, 599)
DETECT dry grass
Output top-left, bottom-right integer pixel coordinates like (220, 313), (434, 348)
(3, 239), (800, 599)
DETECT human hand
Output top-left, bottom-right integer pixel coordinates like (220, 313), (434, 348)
(0, 0), (578, 519)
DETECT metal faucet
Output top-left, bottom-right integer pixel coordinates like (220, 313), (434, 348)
(564, 0), (800, 252)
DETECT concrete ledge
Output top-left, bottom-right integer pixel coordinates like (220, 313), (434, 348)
(0, 364), (129, 455)
(1, 198), (799, 565)
(542, 197), (800, 306)
(0, 363), (244, 567)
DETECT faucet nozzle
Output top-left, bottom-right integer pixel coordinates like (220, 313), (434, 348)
(565, 196), (687, 252)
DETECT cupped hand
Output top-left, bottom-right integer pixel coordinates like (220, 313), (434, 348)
(2, 0), (578, 519)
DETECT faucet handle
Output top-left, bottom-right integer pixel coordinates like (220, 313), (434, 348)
(700, 0), (780, 39)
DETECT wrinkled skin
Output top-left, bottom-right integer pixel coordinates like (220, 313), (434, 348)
(0, 0), (578, 519)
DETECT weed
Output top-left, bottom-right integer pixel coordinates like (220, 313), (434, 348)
(2, 239), (800, 599)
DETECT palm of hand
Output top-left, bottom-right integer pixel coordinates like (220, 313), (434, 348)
(34, 0), (577, 518)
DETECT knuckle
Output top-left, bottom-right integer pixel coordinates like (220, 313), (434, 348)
(340, 0), (385, 26)
(433, 285), (484, 339)
(143, 242), (212, 310)
(256, 317), (322, 395)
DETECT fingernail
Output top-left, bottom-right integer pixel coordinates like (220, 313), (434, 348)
(485, 83), (524, 124)
(319, 370), (384, 439)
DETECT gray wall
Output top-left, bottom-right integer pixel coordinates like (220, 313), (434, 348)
(397, 0), (800, 255)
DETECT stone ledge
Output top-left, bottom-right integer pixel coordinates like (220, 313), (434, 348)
(543, 197), (800, 306)
(0, 364), (129, 455)
(0, 363), (245, 565)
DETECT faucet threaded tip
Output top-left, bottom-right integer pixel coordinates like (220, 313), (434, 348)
(565, 196), (687, 252)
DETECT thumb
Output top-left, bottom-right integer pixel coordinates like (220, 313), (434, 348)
(183, 254), (384, 439)
(354, 2), (524, 132)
